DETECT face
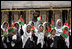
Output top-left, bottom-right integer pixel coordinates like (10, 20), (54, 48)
(58, 21), (61, 26)
(39, 25), (43, 32)
(33, 13), (38, 22)
(26, 25), (31, 33)
(14, 23), (19, 29)
(4, 23), (8, 28)
(34, 13), (38, 17)
(51, 29), (56, 35)
(31, 22), (34, 26)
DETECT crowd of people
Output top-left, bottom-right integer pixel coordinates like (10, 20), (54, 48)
(1, 12), (71, 48)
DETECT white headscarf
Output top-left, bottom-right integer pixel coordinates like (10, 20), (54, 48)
(56, 19), (62, 29)
(14, 22), (21, 35)
(55, 19), (63, 36)
(36, 24), (44, 48)
(1, 21), (9, 31)
(22, 24), (32, 48)
(42, 21), (47, 27)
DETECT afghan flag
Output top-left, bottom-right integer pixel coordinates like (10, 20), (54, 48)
(64, 22), (69, 28)
(17, 17), (24, 25)
(11, 20), (15, 27)
(37, 16), (41, 21)
(50, 20), (55, 28)
(4, 29), (7, 38)
(61, 30), (69, 39)
(8, 27), (15, 33)
(48, 26), (51, 34)
(32, 26), (36, 33)
(44, 26), (49, 35)
(44, 29), (49, 35)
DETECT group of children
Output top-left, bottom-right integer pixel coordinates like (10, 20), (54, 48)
(1, 12), (71, 48)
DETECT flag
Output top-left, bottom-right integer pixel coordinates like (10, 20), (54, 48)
(4, 29), (7, 38)
(51, 20), (54, 25)
(37, 16), (41, 21)
(61, 30), (69, 39)
(4, 32), (7, 37)
(12, 20), (15, 25)
(44, 27), (49, 35)
(8, 27), (15, 33)
(48, 26), (51, 34)
(50, 20), (55, 28)
(17, 17), (24, 25)
(19, 17), (24, 21)
(64, 22), (69, 28)
(32, 26), (35, 30)
(8, 26), (10, 29)
(11, 20), (15, 27)
(32, 26), (36, 32)
(63, 30), (69, 36)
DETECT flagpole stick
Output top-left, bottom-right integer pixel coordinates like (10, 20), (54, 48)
(29, 10), (30, 22)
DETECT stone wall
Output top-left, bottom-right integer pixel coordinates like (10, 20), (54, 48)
(1, 9), (71, 29)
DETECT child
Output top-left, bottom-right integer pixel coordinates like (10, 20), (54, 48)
(8, 27), (22, 48)
(22, 24), (33, 48)
(55, 19), (62, 36)
(1, 29), (7, 48)
(1, 22), (9, 48)
(14, 22), (21, 36)
(47, 28), (56, 48)
(35, 24), (44, 48)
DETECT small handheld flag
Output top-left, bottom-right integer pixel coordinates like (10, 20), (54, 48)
(48, 26), (51, 34)
(61, 29), (69, 39)
(11, 20), (15, 27)
(8, 27), (15, 33)
(37, 16), (41, 21)
(64, 22), (69, 28)
(32, 26), (36, 33)
(19, 17), (24, 21)
(17, 17), (24, 25)
(50, 20), (55, 28)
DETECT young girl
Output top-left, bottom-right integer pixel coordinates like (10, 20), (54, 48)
(35, 24), (44, 48)
(1, 22), (9, 31)
(1, 22), (9, 48)
(22, 24), (33, 48)
(47, 28), (56, 48)
(8, 27), (22, 48)
(14, 22), (21, 36)
(55, 19), (62, 36)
